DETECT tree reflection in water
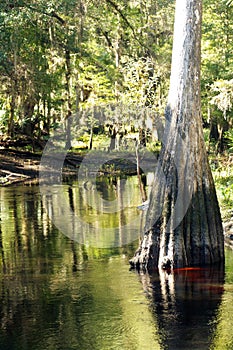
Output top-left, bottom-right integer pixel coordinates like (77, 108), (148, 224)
(0, 184), (230, 350)
(140, 265), (224, 350)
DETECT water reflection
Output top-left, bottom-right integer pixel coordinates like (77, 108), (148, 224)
(40, 175), (149, 247)
(0, 180), (160, 350)
(0, 182), (233, 350)
(140, 266), (225, 350)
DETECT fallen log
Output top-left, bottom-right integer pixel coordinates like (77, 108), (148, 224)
(0, 169), (30, 186)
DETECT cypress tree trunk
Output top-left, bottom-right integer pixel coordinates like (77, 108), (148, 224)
(130, 0), (224, 270)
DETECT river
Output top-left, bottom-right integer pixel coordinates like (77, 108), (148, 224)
(0, 176), (233, 350)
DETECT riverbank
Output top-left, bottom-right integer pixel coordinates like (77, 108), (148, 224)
(0, 148), (90, 185)
(0, 149), (40, 183)
(0, 148), (150, 185)
(1, 147), (232, 242)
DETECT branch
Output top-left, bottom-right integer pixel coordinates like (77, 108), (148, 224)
(17, 1), (67, 25)
(105, 0), (135, 34)
(105, 0), (155, 58)
(49, 11), (66, 25)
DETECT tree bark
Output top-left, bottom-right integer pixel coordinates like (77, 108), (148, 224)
(65, 49), (72, 149)
(108, 125), (117, 151)
(130, 0), (224, 271)
(8, 93), (16, 137)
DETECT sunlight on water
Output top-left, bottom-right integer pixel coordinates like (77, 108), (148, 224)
(0, 181), (233, 350)
(40, 175), (149, 247)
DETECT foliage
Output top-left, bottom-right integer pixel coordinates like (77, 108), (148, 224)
(0, 0), (232, 155)
(211, 156), (233, 220)
(210, 79), (233, 119)
(201, 0), (233, 153)
(0, 0), (175, 143)
(225, 129), (233, 151)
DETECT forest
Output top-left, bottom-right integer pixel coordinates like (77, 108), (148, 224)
(0, 0), (232, 146)
(0, 0), (232, 220)
(0, 1), (233, 348)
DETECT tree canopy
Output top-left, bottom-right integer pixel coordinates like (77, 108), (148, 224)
(0, 0), (231, 151)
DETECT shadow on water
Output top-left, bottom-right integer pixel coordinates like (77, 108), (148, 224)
(140, 265), (225, 350)
(1, 180), (233, 350)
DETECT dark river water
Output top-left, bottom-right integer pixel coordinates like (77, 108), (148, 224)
(0, 176), (233, 350)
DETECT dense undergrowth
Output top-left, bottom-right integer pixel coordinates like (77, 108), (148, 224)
(211, 156), (233, 221)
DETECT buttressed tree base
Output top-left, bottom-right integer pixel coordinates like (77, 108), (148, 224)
(130, 0), (225, 271)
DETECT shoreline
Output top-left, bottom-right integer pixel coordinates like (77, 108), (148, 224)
(1, 148), (233, 245)
(0, 148), (149, 185)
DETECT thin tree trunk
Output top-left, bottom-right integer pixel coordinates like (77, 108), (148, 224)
(135, 140), (147, 202)
(108, 125), (117, 151)
(89, 126), (93, 150)
(8, 34), (18, 137)
(65, 49), (72, 149)
(0, 204), (6, 273)
(8, 93), (16, 137)
(130, 0), (224, 271)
